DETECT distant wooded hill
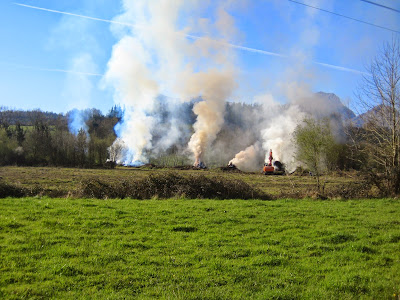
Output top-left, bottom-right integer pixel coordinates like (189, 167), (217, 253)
(0, 92), (356, 127)
(0, 109), (62, 126)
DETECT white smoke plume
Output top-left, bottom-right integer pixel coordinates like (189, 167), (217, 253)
(235, 0), (326, 172)
(176, 2), (240, 165)
(229, 142), (261, 172)
(104, 0), (239, 166)
(182, 70), (237, 165)
(260, 104), (305, 172)
(104, 35), (158, 165)
(107, 137), (125, 164)
(104, 0), (348, 170)
(255, 83), (344, 172)
(228, 92), (305, 172)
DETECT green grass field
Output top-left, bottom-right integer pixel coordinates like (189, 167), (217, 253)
(1, 197), (399, 299)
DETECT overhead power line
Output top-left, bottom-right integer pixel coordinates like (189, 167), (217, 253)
(287, 0), (399, 34)
(0, 61), (102, 76)
(14, 2), (369, 75)
(360, 0), (400, 13)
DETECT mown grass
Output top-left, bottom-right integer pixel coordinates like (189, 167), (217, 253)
(0, 197), (399, 299)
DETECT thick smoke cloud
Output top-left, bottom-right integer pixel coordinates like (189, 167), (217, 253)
(226, 92), (304, 172)
(227, 1), (341, 173)
(182, 70), (237, 165)
(228, 88), (348, 172)
(104, 0), (238, 166)
(103, 0), (350, 170)
(229, 142), (261, 172)
(104, 36), (158, 164)
(260, 104), (305, 172)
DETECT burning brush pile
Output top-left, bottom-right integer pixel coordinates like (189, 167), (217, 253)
(79, 172), (269, 200)
(220, 162), (243, 173)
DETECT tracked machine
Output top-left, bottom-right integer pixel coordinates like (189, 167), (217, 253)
(263, 149), (285, 175)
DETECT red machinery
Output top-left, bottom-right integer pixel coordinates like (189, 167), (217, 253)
(263, 149), (275, 174)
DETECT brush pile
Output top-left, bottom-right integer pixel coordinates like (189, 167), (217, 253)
(325, 182), (375, 199)
(220, 166), (243, 173)
(0, 180), (44, 198)
(79, 172), (269, 200)
(0, 180), (27, 198)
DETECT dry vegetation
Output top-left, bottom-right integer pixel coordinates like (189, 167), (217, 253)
(0, 166), (374, 199)
(79, 173), (268, 200)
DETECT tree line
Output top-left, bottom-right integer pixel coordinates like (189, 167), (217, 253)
(0, 107), (120, 167)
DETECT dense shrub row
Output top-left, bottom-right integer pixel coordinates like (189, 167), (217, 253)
(0, 181), (27, 198)
(0, 172), (377, 200)
(79, 172), (269, 200)
(0, 181), (45, 198)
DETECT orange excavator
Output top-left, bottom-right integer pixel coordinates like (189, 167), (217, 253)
(263, 149), (275, 174)
(263, 149), (285, 175)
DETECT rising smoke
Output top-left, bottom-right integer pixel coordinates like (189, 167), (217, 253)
(103, 35), (158, 165)
(227, 87), (347, 172)
(260, 104), (305, 172)
(225, 92), (305, 172)
(183, 70), (237, 165)
(67, 108), (89, 136)
(102, 0), (349, 170)
(229, 142), (262, 172)
(226, 1), (337, 172)
(104, 0), (239, 166)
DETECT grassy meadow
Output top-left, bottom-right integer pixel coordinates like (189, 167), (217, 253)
(1, 197), (399, 299)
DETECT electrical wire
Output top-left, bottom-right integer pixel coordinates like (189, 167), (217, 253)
(287, 0), (399, 34)
(360, 0), (400, 13)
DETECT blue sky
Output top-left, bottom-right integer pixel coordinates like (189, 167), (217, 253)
(0, 0), (398, 114)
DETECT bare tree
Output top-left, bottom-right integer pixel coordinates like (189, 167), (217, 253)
(356, 37), (400, 195)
